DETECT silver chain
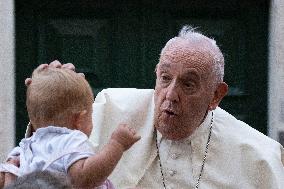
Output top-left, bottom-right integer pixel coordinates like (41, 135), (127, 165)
(155, 112), (214, 189)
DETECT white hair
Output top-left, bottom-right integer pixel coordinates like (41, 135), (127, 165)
(162, 25), (225, 83)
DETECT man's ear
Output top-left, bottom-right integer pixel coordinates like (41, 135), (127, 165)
(72, 110), (87, 130)
(208, 82), (228, 111)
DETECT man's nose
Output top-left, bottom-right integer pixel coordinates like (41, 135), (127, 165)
(165, 81), (180, 102)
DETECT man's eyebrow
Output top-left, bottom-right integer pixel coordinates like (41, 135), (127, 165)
(182, 70), (200, 80)
(158, 63), (171, 70)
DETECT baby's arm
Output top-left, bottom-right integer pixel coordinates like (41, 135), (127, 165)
(0, 157), (20, 188)
(68, 124), (141, 188)
(0, 172), (4, 188)
(0, 172), (14, 188)
(4, 172), (17, 187)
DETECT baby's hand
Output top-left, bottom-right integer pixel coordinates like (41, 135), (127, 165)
(110, 124), (141, 151)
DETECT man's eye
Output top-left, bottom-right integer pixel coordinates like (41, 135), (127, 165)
(160, 75), (171, 82)
(184, 82), (195, 89)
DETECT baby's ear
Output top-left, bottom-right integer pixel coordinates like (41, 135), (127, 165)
(72, 110), (87, 130)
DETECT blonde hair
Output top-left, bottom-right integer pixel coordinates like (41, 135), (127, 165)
(26, 67), (94, 129)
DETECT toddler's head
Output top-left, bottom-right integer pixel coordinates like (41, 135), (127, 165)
(26, 67), (94, 136)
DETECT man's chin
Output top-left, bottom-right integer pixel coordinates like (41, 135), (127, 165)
(156, 123), (179, 138)
(155, 122), (195, 140)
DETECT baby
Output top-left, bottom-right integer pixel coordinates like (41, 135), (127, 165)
(0, 67), (140, 188)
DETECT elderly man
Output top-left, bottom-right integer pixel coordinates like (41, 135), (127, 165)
(10, 26), (284, 188)
(85, 26), (284, 189)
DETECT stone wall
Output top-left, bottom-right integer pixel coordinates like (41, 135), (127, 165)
(269, 0), (284, 144)
(0, 0), (15, 161)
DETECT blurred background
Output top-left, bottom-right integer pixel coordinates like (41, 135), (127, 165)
(1, 0), (283, 161)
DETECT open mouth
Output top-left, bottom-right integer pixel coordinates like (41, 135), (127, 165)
(164, 110), (177, 116)
(165, 110), (175, 115)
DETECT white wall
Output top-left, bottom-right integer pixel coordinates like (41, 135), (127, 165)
(0, 0), (15, 161)
(269, 0), (284, 142)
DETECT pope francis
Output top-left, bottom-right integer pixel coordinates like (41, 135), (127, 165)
(89, 26), (284, 189)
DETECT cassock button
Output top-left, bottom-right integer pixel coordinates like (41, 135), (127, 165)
(171, 153), (178, 159)
(168, 170), (176, 176)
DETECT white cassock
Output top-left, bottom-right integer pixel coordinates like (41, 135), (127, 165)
(89, 88), (284, 189)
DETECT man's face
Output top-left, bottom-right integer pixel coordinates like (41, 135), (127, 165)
(154, 40), (216, 140)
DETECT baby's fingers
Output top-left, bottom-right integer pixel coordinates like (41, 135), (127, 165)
(128, 127), (137, 135)
(132, 134), (141, 143)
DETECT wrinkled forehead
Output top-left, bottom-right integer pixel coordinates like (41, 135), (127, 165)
(159, 37), (218, 67)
